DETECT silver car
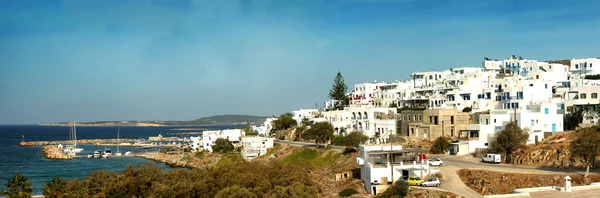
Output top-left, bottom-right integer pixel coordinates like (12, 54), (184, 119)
(421, 177), (440, 187)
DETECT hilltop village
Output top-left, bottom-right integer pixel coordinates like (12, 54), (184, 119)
(176, 55), (600, 197)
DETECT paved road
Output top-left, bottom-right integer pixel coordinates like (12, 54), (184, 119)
(427, 154), (599, 198)
(274, 140), (347, 152)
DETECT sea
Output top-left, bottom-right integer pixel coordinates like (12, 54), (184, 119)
(0, 125), (238, 196)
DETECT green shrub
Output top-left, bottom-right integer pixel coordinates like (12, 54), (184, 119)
(430, 137), (450, 154)
(332, 135), (344, 146)
(338, 188), (358, 197)
(378, 180), (409, 198)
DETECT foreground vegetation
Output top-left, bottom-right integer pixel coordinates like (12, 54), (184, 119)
(39, 155), (317, 198)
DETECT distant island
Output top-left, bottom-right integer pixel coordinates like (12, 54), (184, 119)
(39, 115), (270, 127)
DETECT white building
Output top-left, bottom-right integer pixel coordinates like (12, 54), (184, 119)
(253, 117), (278, 136)
(291, 109), (319, 125)
(201, 129), (243, 152)
(570, 57), (600, 75)
(189, 136), (201, 151)
(321, 105), (397, 143)
(356, 144), (438, 195)
(240, 136), (274, 160)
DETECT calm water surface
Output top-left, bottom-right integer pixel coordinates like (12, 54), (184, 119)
(0, 125), (236, 195)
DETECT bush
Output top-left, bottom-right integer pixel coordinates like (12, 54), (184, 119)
(339, 188), (359, 197)
(378, 180), (409, 198)
(490, 122), (529, 158)
(564, 110), (583, 131)
(342, 131), (369, 148)
(212, 138), (234, 153)
(462, 107), (472, 113)
(332, 135), (344, 146)
(430, 137), (450, 154)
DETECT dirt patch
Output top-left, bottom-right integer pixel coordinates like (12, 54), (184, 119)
(457, 169), (600, 195)
(408, 188), (462, 198)
(509, 131), (599, 169)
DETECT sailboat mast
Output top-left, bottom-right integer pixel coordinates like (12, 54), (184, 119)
(74, 122), (77, 148)
(117, 127), (120, 153)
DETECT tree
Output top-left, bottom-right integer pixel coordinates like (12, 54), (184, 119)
(294, 125), (307, 141)
(462, 107), (472, 113)
(570, 130), (600, 179)
(379, 180), (409, 198)
(328, 72), (348, 110)
(272, 113), (297, 131)
(303, 122), (334, 148)
(301, 117), (311, 126)
(215, 186), (257, 198)
(243, 125), (258, 136)
(564, 110), (584, 130)
(389, 103), (398, 108)
(1, 173), (33, 198)
(212, 138), (234, 153)
(43, 177), (67, 198)
(430, 137), (451, 154)
(490, 122), (529, 159)
(331, 135), (344, 146)
(342, 131), (369, 148)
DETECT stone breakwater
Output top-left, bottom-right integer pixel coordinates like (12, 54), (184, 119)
(19, 138), (139, 146)
(135, 151), (222, 169)
(41, 145), (72, 160)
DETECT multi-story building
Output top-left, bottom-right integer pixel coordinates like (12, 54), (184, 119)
(201, 129), (243, 152)
(291, 109), (319, 125)
(321, 105), (397, 143)
(570, 58), (600, 76)
(356, 144), (437, 195)
(398, 109), (470, 141)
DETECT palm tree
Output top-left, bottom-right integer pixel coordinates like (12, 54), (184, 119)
(43, 177), (67, 198)
(1, 173), (33, 198)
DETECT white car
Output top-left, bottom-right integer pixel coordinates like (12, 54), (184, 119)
(428, 158), (444, 166)
(421, 177), (441, 187)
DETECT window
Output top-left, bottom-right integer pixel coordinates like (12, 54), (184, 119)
(544, 108), (549, 115)
(592, 93), (598, 99)
(591, 63), (593, 68)
(419, 114), (422, 121)
(529, 84), (533, 87)
(450, 116), (455, 124)
(545, 84), (548, 89)
(408, 115), (411, 121)
(549, 65), (552, 69)
(575, 64), (579, 69)
(486, 119), (489, 125)
(581, 93), (587, 99)
(403, 115), (407, 120)
(494, 119), (496, 123)
(531, 120), (534, 127)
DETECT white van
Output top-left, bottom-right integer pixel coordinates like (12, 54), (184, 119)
(482, 154), (501, 164)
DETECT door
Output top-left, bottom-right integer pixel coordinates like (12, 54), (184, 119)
(402, 170), (409, 181)
(535, 135), (538, 144)
(552, 124), (556, 132)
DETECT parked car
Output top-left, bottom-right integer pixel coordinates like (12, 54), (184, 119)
(421, 177), (441, 187)
(407, 176), (423, 186)
(428, 158), (444, 166)
(482, 154), (501, 164)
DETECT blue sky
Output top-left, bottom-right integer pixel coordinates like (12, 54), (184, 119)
(1, 0), (599, 124)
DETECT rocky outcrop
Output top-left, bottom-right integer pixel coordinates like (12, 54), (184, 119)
(457, 169), (600, 196)
(507, 132), (597, 169)
(42, 145), (72, 160)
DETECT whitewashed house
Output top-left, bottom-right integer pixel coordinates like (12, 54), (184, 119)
(291, 109), (319, 125)
(240, 136), (274, 160)
(356, 144), (438, 195)
(201, 129), (243, 152)
(190, 136), (201, 151)
(321, 105), (397, 143)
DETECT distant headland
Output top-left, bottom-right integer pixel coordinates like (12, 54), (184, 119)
(39, 115), (269, 127)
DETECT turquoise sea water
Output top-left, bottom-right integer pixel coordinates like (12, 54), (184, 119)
(0, 125), (235, 196)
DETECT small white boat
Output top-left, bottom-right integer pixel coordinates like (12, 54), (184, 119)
(115, 152), (122, 157)
(93, 150), (102, 158)
(87, 154), (93, 158)
(124, 151), (133, 156)
(102, 149), (112, 158)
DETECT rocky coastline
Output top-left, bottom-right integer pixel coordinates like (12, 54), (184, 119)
(41, 145), (72, 160)
(135, 151), (222, 169)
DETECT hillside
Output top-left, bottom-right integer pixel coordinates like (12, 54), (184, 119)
(41, 114), (269, 126)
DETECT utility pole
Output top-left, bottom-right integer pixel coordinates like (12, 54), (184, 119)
(390, 133), (393, 184)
